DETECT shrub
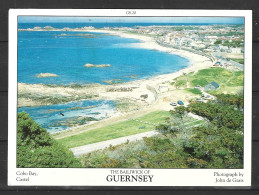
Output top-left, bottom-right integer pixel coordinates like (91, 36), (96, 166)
(182, 125), (243, 168)
(187, 157), (207, 168)
(100, 159), (122, 168)
(156, 124), (178, 136)
(215, 93), (244, 109)
(187, 101), (243, 130)
(170, 106), (187, 119)
(18, 112), (54, 147)
(17, 112), (81, 168)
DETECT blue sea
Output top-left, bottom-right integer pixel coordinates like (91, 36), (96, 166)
(18, 100), (116, 133)
(18, 22), (191, 132)
(18, 32), (189, 85)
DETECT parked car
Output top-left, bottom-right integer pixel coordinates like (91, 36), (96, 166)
(204, 95), (211, 99)
(204, 95), (215, 100)
(170, 102), (177, 106)
(177, 100), (184, 105)
(195, 98), (203, 102)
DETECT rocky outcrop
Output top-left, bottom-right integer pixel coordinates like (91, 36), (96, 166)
(36, 73), (58, 78)
(84, 63), (111, 68)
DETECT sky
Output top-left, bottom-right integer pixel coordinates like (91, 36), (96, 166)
(18, 16), (244, 24)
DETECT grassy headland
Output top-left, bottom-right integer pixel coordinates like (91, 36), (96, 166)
(79, 94), (243, 168)
(172, 67), (243, 94)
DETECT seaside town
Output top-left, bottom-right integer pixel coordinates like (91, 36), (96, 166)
(112, 24), (244, 70)
(20, 24), (244, 70)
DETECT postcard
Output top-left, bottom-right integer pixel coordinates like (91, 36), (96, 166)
(8, 9), (252, 186)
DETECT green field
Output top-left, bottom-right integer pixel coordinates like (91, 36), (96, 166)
(230, 58), (244, 64)
(185, 88), (202, 95)
(173, 67), (243, 94)
(57, 111), (171, 148)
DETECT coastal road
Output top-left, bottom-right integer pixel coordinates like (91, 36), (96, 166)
(70, 131), (159, 157)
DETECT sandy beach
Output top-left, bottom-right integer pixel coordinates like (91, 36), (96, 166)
(86, 29), (211, 67)
(84, 29), (213, 85)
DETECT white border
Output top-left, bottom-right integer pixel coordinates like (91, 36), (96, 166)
(8, 9), (252, 186)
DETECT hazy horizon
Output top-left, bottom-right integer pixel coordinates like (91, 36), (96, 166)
(18, 16), (244, 24)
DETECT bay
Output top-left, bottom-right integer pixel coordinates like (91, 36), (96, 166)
(18, 30), (189, 85)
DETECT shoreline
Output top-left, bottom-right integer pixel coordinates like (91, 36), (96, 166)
(85, 29), (211, 67)
(18, 29), (213, 96)
(84, 29), (213, 86)
(18, 29), (214, 136)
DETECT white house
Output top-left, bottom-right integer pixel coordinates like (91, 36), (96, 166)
(230, 47), (242, 54)
(158, 85), (169, 93)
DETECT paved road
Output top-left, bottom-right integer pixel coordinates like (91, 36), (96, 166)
(70, 131), (159, 157)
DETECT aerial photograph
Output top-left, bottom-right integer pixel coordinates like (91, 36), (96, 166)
(17, 16), (244, 169)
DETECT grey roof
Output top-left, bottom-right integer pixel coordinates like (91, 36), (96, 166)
(210, 81), (219, 88)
